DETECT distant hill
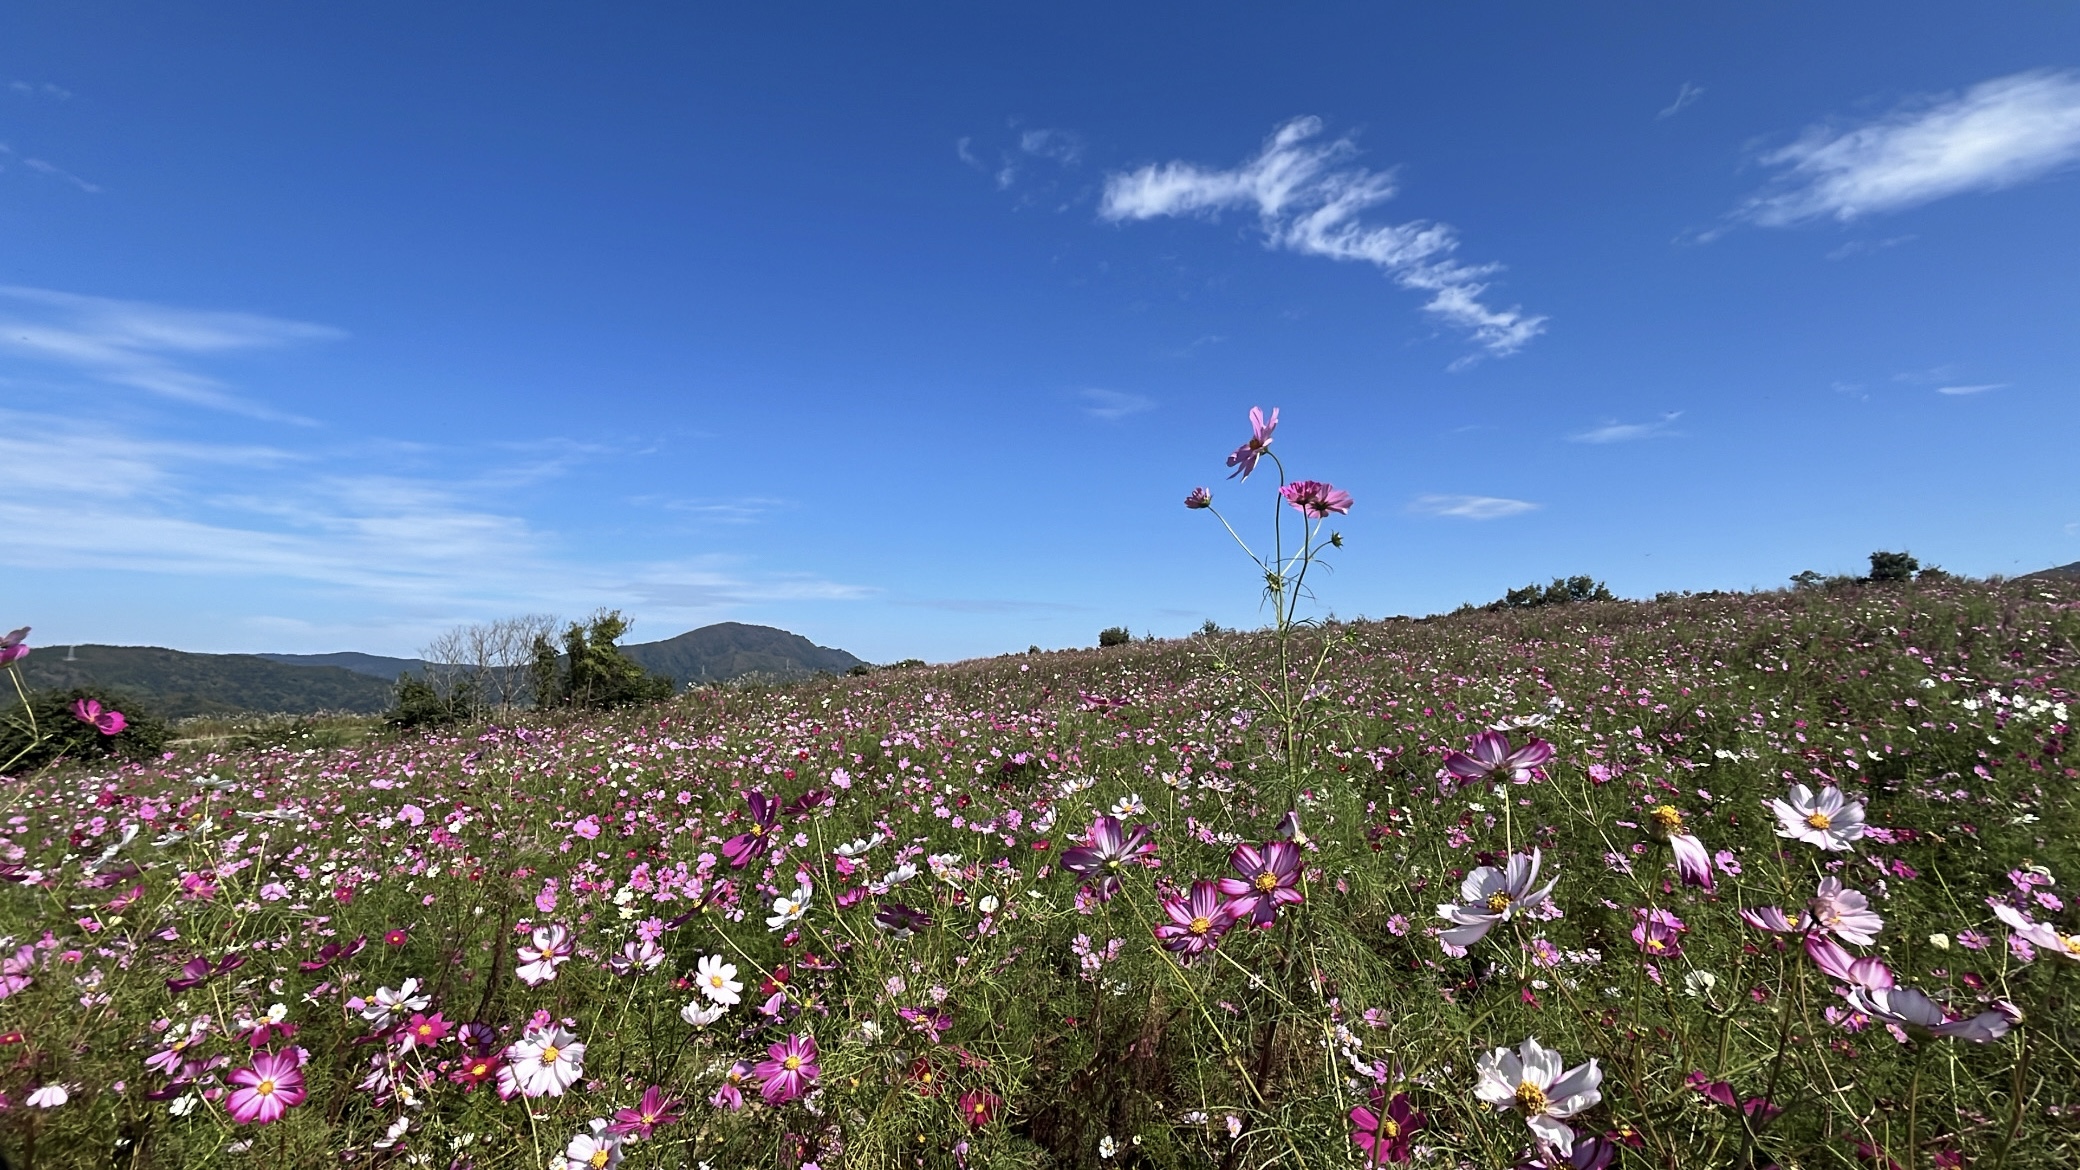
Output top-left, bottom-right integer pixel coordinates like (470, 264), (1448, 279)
(15, 623), (865, 718)
(254, 651), (429, 680)
(2021, 561), (2080, 581)
(621, 622), (864, 685)
(19, 645), (394, 718)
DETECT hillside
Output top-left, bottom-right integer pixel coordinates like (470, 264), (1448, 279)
(2024, 560), (2080, 580)
(18, 644), (394, 718)
(620, 621), (865, 684)
(253, 650), (428, 680)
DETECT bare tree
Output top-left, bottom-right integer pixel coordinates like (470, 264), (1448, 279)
(419, 615), (560, 719)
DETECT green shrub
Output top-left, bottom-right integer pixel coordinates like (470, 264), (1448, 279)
(385, 672), (481, 730)
(0, 687), (169, 772)
(528, 610), (676, 711)
(1097, 626), (1133, 647)
(1868, 549), (1920, 582)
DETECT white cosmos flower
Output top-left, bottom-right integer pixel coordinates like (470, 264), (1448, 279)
(1437, 849), (1558, 949)
(695, 955), (743, 1005)
(504, 1025), (586, 1098)
(1769, 782), (1867, 851)
(681, 1000), (727, 1027)
(1472, 1037), (1603, 1156)
(25, 1083), (70, 1109)
(516, 924), (574, 987)
(361, 978), (431, 1027)
(1110, 794), (1147, 818)
(834, 832), (885, 858)
(767, 886), (811, 931)
(564, 1118), (624, 1170)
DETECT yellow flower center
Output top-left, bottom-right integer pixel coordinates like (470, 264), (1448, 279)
(1806, 811), (1832, 831)
(1189, 916), (1213, 935)
(709, 975), (725, 988)
(1485, 892), (1514, 914)
(1380, 1118), (1399, 1138)
(1649, 805), (1683, 833)
(590, 1151), (610, 1169)
(1515, 1081), (1549, 1114)
(255, 1078), (276, 1097)
(2060, 934), (2080, 957)
(540, 1045), (560, 1064)
(1253, 871), (1279, 893)
(783, 1055), (802, 1071)
(751, 823), (766, 836)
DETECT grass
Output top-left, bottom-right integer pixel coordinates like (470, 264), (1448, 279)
(0, 578), (2076, 1168)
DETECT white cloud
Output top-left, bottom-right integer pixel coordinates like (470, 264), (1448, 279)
(1569, 412), (1683, 443)
(1408, 493), (1540, 520)
(1079, 388), (1154, 420)
(1736, 69), (2080, 227)
(1936, 382), (2005, 396)
(1020, 128), (1084, 166)
(8, 81), (72, 100)
(1099, 118), (1544, 357)
(0, 285), (340, 419)
(1825, 234), (1916, 260)
(1658, 83), (1705, 120)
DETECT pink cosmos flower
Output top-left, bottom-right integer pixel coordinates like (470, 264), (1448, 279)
(1154, 880), (1234, 960)
(0, 627), (28, 668)
(1740, 877), (1883, 947)
(1437, 849), (1557, 949)
(1630, 908), (1686, 957)
(1349, 1089), (1424, 1164)
(72, 698), (127, 736)
(1805, 936), (1895, 990)
(608, 1084), (683, 1138)
(1441, 731), (1555, 792)
(1060, 815), (1156, 902)
(1185, 487), (1212, 509)
(226, 1050), (307, 1125)
(1769, 782), (1867, 851)
(722, 791), (780, 868)
(753, 1033), (819, 1104)
(1845, 986), (2018, 1043)
(710, 1060), (751, 1110)
(1225, 406), (1278, 480)
(516, 925), (574, 986)
(1993, 904), (2080, 963)
(1645, 806), (1713, 891)
(398, 1012), (451, 1052)
(0, 945), (35, 1000)
(1218, 839), (1305, 928)
(1278, 480), (1353, 518)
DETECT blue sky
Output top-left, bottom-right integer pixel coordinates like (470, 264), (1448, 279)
(4, 3), (2077, 664)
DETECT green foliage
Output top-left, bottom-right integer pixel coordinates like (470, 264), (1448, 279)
(530, 610), (676, 711)
(0, 686), (169, 772)
(19, 644), (393, 717)
(1869, 549), (1921, 582)
(1097, 625), (1133, 647)
(384, 672), (481, 730)
(1489, 573), (1617, 611)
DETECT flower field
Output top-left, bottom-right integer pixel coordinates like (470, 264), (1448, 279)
(3, 576), (2077, 1168)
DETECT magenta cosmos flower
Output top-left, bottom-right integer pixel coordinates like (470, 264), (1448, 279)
(1769, 782), (1867, 851)
(1225, 406), (1278, 480)
(0, 627), (29, 667)
(608, 1085), (684, 1138)
(72, 698), (127, 736)
(1219, 839), (1305, 928)
(1437, 849), (1557, 950)
(1278, 480), (1352, 518)
(1184, 487), (1212, 509)
(1349, 1089), (1424, 1164)
(753, 1033), (819, 1104)
(1060, 814), (1156, 902)
(1630, 908), (1686, 957)
(1441, 730), (1554, 792)
(226, 1050), (308, 1125)
(1154, 880), (1235, 960)
(722, 790), (781, 868)
(1645, 805), (1714, 891)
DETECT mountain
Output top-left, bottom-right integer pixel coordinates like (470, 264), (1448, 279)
(254, 651), (429, 680)
(2021, 560), (2080, 581)
(621, 622), (865, 685)
(19, 645), (395, 718)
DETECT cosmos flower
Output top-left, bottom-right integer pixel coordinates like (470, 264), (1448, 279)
(71, 698), (127, 736)
(1993, 904), (2080, 963)
(1225, 406), (1278, 480)
(767, 884), (812, 931)
(1219, 839), (1305, 928)
(1154, 880), (1235, 960)
(360, 978), (430, 1027)
(606, 939), (664, 976)
(959, 1088), (1003, 1129)
(1769, 783), (1867, 851)
(609, 1085), (683, 1138)
(721, 791), (780, 869)
(1804, 935), (1895, 990)
(563, 1119), (623, 1170)
(398, 1012), (451, 1052)
(1437, 849), (1557, 949)
(1645, 805), (1714, 891)
(1349, 1089), (1424, 1164)
(506, 1025), (586, 1097)
(1441, 731), (1555, 792)
(695, 955), (743, 1005)
(1845, 987), (2019, 1043)
(1278, 479), (1353, 518)
(225, 1050), (307, 1126)
(680, 1000), (727, 1027)
(1185, 487), (1212, 509)
(25, 1083), (70, 1109)
(1472, 1037), (1603, 1157)
(873, 902), (934, 939)
(517, 925), (574, 986)
(1739, 877), (1884, 946)
(1630, 908), (1686, 957)
(1060, 815), (1156, 902)
(753, 1033), (819, 1104)
(0, 627), (29, 668)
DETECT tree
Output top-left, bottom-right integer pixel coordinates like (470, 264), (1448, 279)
(1867, 551), (1920, 583)
(421, 614), (560, 718)
(532, 610), (676, 711)
(1098, 626), (1132, 648)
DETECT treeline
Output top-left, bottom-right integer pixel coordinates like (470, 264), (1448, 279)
(388, 610), (674, 730)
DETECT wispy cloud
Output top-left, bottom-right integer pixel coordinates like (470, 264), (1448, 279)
(1099, 117), (1545, 358)
(0, 144), (100, 193)
(1569, 412), (1683, 444)
(1936, 382), (2006, 396)
(1658, 82), (1705, 120)
(654, 496), (792, 523)
(1408, 493), (1540, 520)
(1733, 69), (2080, 228)
(1020, 128), (1084, 166)
(0, 285), (341, 419)
(1825, 234), (1916, 260)
(8, 81), (72, 100)
(1079, 388), (1154, 420)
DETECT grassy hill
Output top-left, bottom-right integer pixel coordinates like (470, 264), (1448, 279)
(620, 620), (865, 684)
(253, 650), (429, 680)
(18, 644), (395, 718)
